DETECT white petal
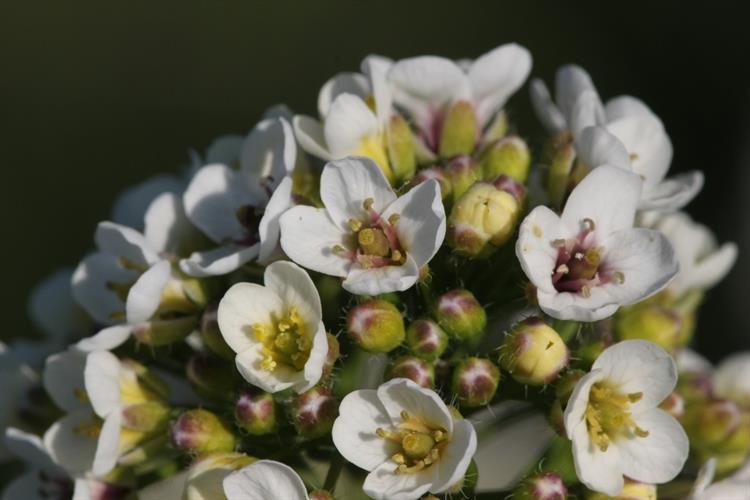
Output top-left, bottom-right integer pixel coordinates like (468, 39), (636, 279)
(562, 165), (642, 237)
(43, 409), (98, 476)
(576, 126), (631, 170)
(223, 460), (309, 500)
(240, 118), (296, 198)
(554, 65), (601, 123)
(530, 78), (566, 134)
(382, 179), (445, 268)
(92, 411), (121, 476)
(111, 174), (183, 231)
(516, 206), (570, 294)
(468, 43), (532, 126)
(318, 72), (370, 118)
(217, 282), (284, 354)
(264, 261), (321, 326)
(592, 339), (677, 409)
(144, 191), (198, 256)
(320, 156), (396, 230)
(570, 419), (624, 496)
(292, 115), (332, 160)
(376, 378), (452, 433)
(342, 256), (420, 295)
(76, 324), (133, 352)
(205, 135), (244, 165)
(43, 350), (88, 412)
(257, 176), (293, 264)
(616, 408), (689, 484)
(299, 323), (328, 393)
(537, 288), (620, 322)
(234, 346), (301, 393)
(138, 471), (189, 500)
(362, 55), (394, 126)
(324, 94), (381, 158)
(5, 427), (56, 468)
(606, 115), (672, 186)
(179, 244), (260, 277)
(430, 419), (477, 493)
(84, 350), (122, 417)
(2, 472), (49, 500)
(570, 90), (603, 136)
(564, 369), (606, 439)
(279, 206), (350, 278)
(690, 458), (716, 499)
(95, 221), (158, 267)
(604, 95), (657, 123)
(332, 389), (394, 471)
(126, 260), (171, 323)
(363, 460), (433, 500)
(29, 268), (89, 339)
(713, 352), (750, 402)
(72, 252), (137, 325)
(639, 170), (704, 212)
(676, 348), (712, 374)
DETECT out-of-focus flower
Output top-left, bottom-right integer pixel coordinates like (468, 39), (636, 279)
(223, 460), (309, 500)
(713, 352), (750, 406)
(0, 342), (37, 462)
(689, 457), (750, 500)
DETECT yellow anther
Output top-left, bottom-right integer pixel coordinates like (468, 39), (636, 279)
(331, 244), (346, 254)
(73, 388), (89, 403)
(556, 264), (569, 274)
(552, 239), (567, 248)
(391, 250), (403, 263)
(400, 410), (410, 421)
(581, 285), (591, 298)
(613, 271), (625, 284)
(431, 430), (445, 442)
(348, 218), (363, 232)
(634, 426), (650, 438)
(582, 218), (596, 230)
(629, 153), (639, 161)
(363, 198), (375, 211)
(392, 453), (406, 464)
(388, 213), (400, 225)
(628, 392), (643, 403)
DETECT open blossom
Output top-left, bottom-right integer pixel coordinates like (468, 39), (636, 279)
(180, 117), (296, 277)
(223, 460), (310, 500)
(280, 157), (445, 295)
(332, 378), (477, 500)
(564, 340), (689, 496)
(689, 457), (750, 500)
(516, 165), (678, 321)
(217, 261), (328, 394)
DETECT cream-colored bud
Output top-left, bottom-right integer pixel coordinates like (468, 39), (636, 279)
(387, 113), (417, 183)
(439, 100), (479, 158)
(481, 135), (531, 183)
(501, 317), (569, 386)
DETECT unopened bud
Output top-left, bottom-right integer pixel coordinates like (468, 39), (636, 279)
(444, 156), (480, 203)
(481, 136), (531, 183)
(410, 167), (452, 201)
(235, 389), (277, 436)
(586, 479), (656, 500)
(290, 386), (338, 438)
(483, 110), (508, 144)
(719, 409), (750, 454)
(435, 289), (486, 343)
(659, 392), (685, 419)
(514, 472), (567, 500)
(439, 100), (479, 158)
(545, 138), (575, 208)
(500, 317), (569, 386)
(184, 452), (255, 500)
(406, 319), (448, 361)
(133, 315), (198, 347)
(684, 399), (741, 448)
(346, 299), (405, 353)
(200, 304), (234, 360)
(171, 409), (236, 455)
(386, 356), (435, 388)
(452, 357), (500, 407)
(186, 355), (237, 401)
(615, 304), (682, 350)
(120, 359), (170, 401)
(119, 433), (170, 467)
(387, 113), (417, 183)
(121, 401), (170, 432)
(322, 333), (340, 378)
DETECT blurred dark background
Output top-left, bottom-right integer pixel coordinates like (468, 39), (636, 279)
(1, 1), (748, 361)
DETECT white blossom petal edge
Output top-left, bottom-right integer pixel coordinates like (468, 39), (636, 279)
(223, 460), (309, 500)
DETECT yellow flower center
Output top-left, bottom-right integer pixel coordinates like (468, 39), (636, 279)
(585, 381), (649, 452)
(376, 411), (449, 474)
(253, 307), (312, 372)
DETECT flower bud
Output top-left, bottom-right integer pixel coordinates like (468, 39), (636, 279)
(514, 472), (567, 500)
(446, 176), (525, 257)
(483, 110), (508, 144)
(346, 299), (405, 353)
(120, 358), (170, 401)
(500, 317), (569, 386)
(542, 437), (577, 484)
(133, 315), (198, 347)
(439, 100), (479, 158)
(171, 409), (236, 455)
(200, 304), (235, 360)
(322, 333), (340, 377)
(435, 289), (486, 343)
(684, 399), (742, 448)
(386, 113), (417, 183)
(386, 356), (435, 388)
(290, 386), (338, 438)
(186, 354), (237, 401)
(659, 392), (685, 419)
(444, 156), (480, 203)
(119, 433), (170, 467)
(544, 138), (575, 208)
(615, 303), (682, 350)
(451, 357), (500, 407)
(309, 491), (335, 500)
(586, 479), (656, 500)
(121, 401), (171, 432)
(184, 452), (255, 500)
(406, 319), (449, 361)
(235, 388), (277, 436)
(481, 136), (531, 183)
(410, 167), (452, 201)
(718, 409), (750, 454)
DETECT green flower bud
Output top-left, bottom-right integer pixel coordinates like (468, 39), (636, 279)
(346, 299), (405, 353)
(184, 452), (255, 500)
(200, 304), (234, 360)
(481, 136), (531, 183)
(121, 401), (170, 432)
(544, 135), (575, 208)
(386, 356), (435, 389)
(133, 315), (198, 347)
(684, 399), (742, 448)
(585, 479), (656, 500)
(171, 409), (236, 455)
(387, 113), (417, 183)
(615, 303), (682, 350)
(444, 156), (480, 204)
(451, 357), (500, 407)
(447, 176), (525, 257)
(118, 433), (170, 468)
(290, 386), (338, 438)
(235, 388), (277, 436)
(410, 167), (452, 201)
(406, 319), (448, 361)
(500, 317), (569, 386)
(439, 100), (479, 158)
(186, 354), (237, 401)
(555, 369), (585, 405)
(435, 289), (486, 343)
(483, 110), (508, 144)
(514, 472), (567, 500)
(541, 437), (577, 484)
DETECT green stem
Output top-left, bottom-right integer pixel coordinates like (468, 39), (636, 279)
(323, 454), (345, 492)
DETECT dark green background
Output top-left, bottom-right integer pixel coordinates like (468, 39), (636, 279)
(1, 1), (748, 361)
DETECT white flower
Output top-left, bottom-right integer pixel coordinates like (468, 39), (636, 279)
(690, 457), (750, 500)
(111, 174), (185, 232)
(648, 211), (737, 296)
(531, 65), (703, 211)
(280, 157), (445, 295)
(332, 378), (477, 500)
(0, 344), (36, 462)
(517, 165), (678, 321)
(180, 117), (296, 276)
(563, 340), (688, 496)
(713, 352), (750, 405)
(388, 44), (531, 154)
(2, 427), (72, 500)
(223, 460), (309, 500)
(217, 261), (327, 394)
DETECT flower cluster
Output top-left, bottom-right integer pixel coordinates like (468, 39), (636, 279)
(1, 45), (746, 500)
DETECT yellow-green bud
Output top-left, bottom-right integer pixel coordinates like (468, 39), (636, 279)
(541, 437), (577, 484)
(120, 359), (170, 401)
(409, 167), (452, 201)
(387, 113), (417, 183)
(659, 391), (685, 419)
(346, 299), (405, 353)
(118, 433), (170, 468)
(290, 386), (338, 438)
(406, 319), (448, 362)
(514, 472), (567, 500)
(481, 136), (531, 183)
(235, 388), (277, 436)
(718, 409), (750, 454)
(451, 357), (500, 407)
(322, 333), (340, 378)
(445, 156), (480, 204)
(684, 399), (742, 448)
(121, 401), (170, 432)
(186, 354), (237, 402)
(439, 100), (479, 158)
(386, 356), (435, 389)
(615, 304), (682, 350)
(501, 317), (569, 386)
(200, 304), (234, 360)
(545, 136), (575, 208)
(171, 409), (236, 455)
(434, 289), (486, 343)
(133, 315), (198, 347)
(184, 452), (256, 500)
(483, 110), (508, 144)
(586, 479), (656, 500)
(555, 369), (585, 404)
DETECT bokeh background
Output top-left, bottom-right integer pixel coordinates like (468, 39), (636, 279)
(1, 1), (748, 362)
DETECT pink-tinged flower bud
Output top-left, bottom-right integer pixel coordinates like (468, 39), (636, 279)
(684, 399), (741, 448)
(439, 100), (479, 158)
(200, 304), (234, 360)
(435, 289), (487, 343)
(121, 401), (170, 432)
(501, 317), (569, 386)
(409, 167), (452, 201)
(481, 135), (531, 183)
(186, 354), (237, 402)
(290, 386), (338, 438)
(659, 391), (685, 419)
(451, 357), (500, 407)
(387, 113), (417, 183)
(309, 490), (335, 500)
(234, 389), (277, 436)
(514, 472), (567, 500)
(171, 409), (236, 455)
(386, 356), (435, 388)
(586, 479), (656, 500)
(544, 135), (575, 209)
(406, 319), (448, 361)
(346, 299), (405, 353)
(444, 155), (480, 203)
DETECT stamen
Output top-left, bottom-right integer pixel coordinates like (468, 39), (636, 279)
(613, 271), (625, 284)
(582, 218), (596, 231)
(363, 198), (374, 211)
(552, 239), (567, 248)
(388, 213), (400, 225)
(348, 218), (363, 232)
